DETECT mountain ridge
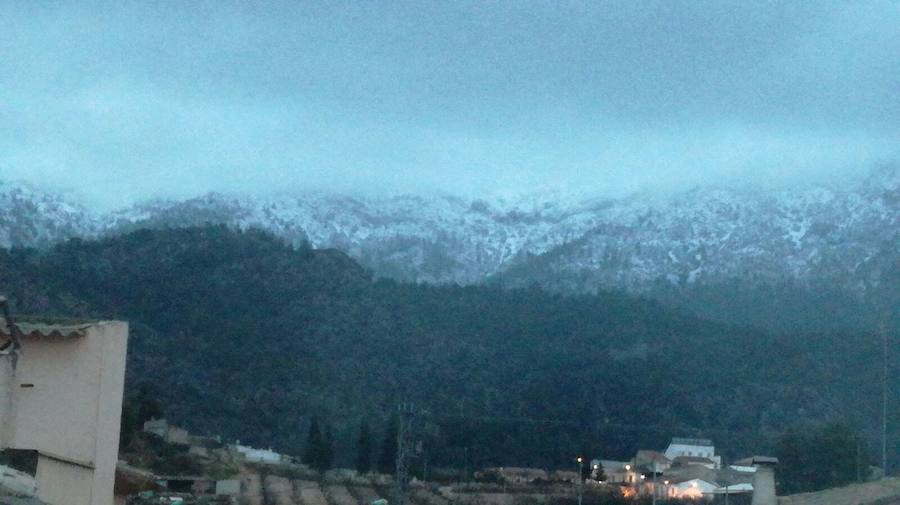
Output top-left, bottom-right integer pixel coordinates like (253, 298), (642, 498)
(1, 166), (897, 310)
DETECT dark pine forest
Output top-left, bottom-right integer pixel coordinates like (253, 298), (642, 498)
(0, 226), (893, 472)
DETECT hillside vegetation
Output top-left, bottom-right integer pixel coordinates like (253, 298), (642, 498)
(0, 226), (893, 469)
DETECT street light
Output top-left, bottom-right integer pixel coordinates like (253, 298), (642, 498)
(575, 457), (584, 505)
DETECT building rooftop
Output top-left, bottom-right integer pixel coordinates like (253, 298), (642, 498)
(0, 317), (102, 339)
(664, 465), (720, 486)
(670, 437), (714, 447)
(599, 460), (629, 471)
(635, 450), (672, 465)
(672, 456), (716, 466)
(751, 456), (778, 466)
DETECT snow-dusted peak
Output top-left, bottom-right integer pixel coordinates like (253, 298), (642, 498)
(0, 180), (100, 248)
(0, 168), (897, 291)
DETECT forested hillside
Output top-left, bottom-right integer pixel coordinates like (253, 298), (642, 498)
(0, 226), (892, 469)
(2, 168), (897, 336)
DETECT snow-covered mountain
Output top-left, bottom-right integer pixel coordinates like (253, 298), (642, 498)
(1, 167), (897, 297)
(0, 181), (100, 248)
(499, 168), (899, 296)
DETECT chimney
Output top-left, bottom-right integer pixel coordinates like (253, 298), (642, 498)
(751, 456), (778, 505)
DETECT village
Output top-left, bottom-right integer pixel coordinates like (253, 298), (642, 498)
(111, 417), (778, 504)
(104, 418), (900, 505)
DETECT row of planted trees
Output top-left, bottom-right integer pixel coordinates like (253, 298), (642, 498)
(303, 417), (399, 475)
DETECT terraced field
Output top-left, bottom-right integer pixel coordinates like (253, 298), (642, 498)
(240, 473), (263, 505)
(238, 472), (650, 505)
(409, 486), (450, 505)
(298, 480), (330, 505)
(349, 485), (384, 505)
(325, 485), (359, 505)
(777, 478), (900, 505)
(264, 475), (296, 505)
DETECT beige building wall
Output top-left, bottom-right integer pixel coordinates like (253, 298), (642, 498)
(0, 320), (128, 505)
(35, 456), (96, 505)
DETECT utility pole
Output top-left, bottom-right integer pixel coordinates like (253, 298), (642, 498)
(857, 438), (862, 483)
(393, 403), (415, 505)
(723, 457), (729, 505)
(463, 446), (469, 484)
(883, 322), (888, 476)
(718, 454), (728, 505)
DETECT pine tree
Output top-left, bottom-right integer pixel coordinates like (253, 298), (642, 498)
(356, 420), (373, 474)
(303, 416), (323, 469)
(594, 461), (606, 482)
(134, 382), (163, 425)
(322, 425), (335, 471)
(377, 416), (398, 474)
(580, 457), (592, 482)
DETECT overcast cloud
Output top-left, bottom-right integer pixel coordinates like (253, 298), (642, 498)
(1, 1), (897, 209)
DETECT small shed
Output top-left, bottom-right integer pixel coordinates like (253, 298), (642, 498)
(215, 479), (240, 496)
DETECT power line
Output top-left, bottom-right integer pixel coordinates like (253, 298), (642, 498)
(432, 411), (778, 438)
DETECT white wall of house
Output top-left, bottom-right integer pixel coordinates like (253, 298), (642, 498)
(234, 444), (282, 463)
(665, 442), (715, 460)
(665, 442), (721, 468)
(0, 320), (128, 505)
(669, 479), (718, 500)
(142, 419), (168, 439)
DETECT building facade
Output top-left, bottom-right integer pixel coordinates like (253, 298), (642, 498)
(664, 438), (722, 469)
(0, 319), (128, 505)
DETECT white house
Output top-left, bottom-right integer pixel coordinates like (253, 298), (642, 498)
(142, 419), (189, 445)
(596, 460), (636, 484)
(233, 444), (282, 463)
(667, 478), (718, 500)
(664, 438), (721, 469)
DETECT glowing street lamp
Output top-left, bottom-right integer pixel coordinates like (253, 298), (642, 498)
(575, 457), (584, 505)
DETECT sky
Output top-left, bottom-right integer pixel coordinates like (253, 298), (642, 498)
(1, 0), (898, 209)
